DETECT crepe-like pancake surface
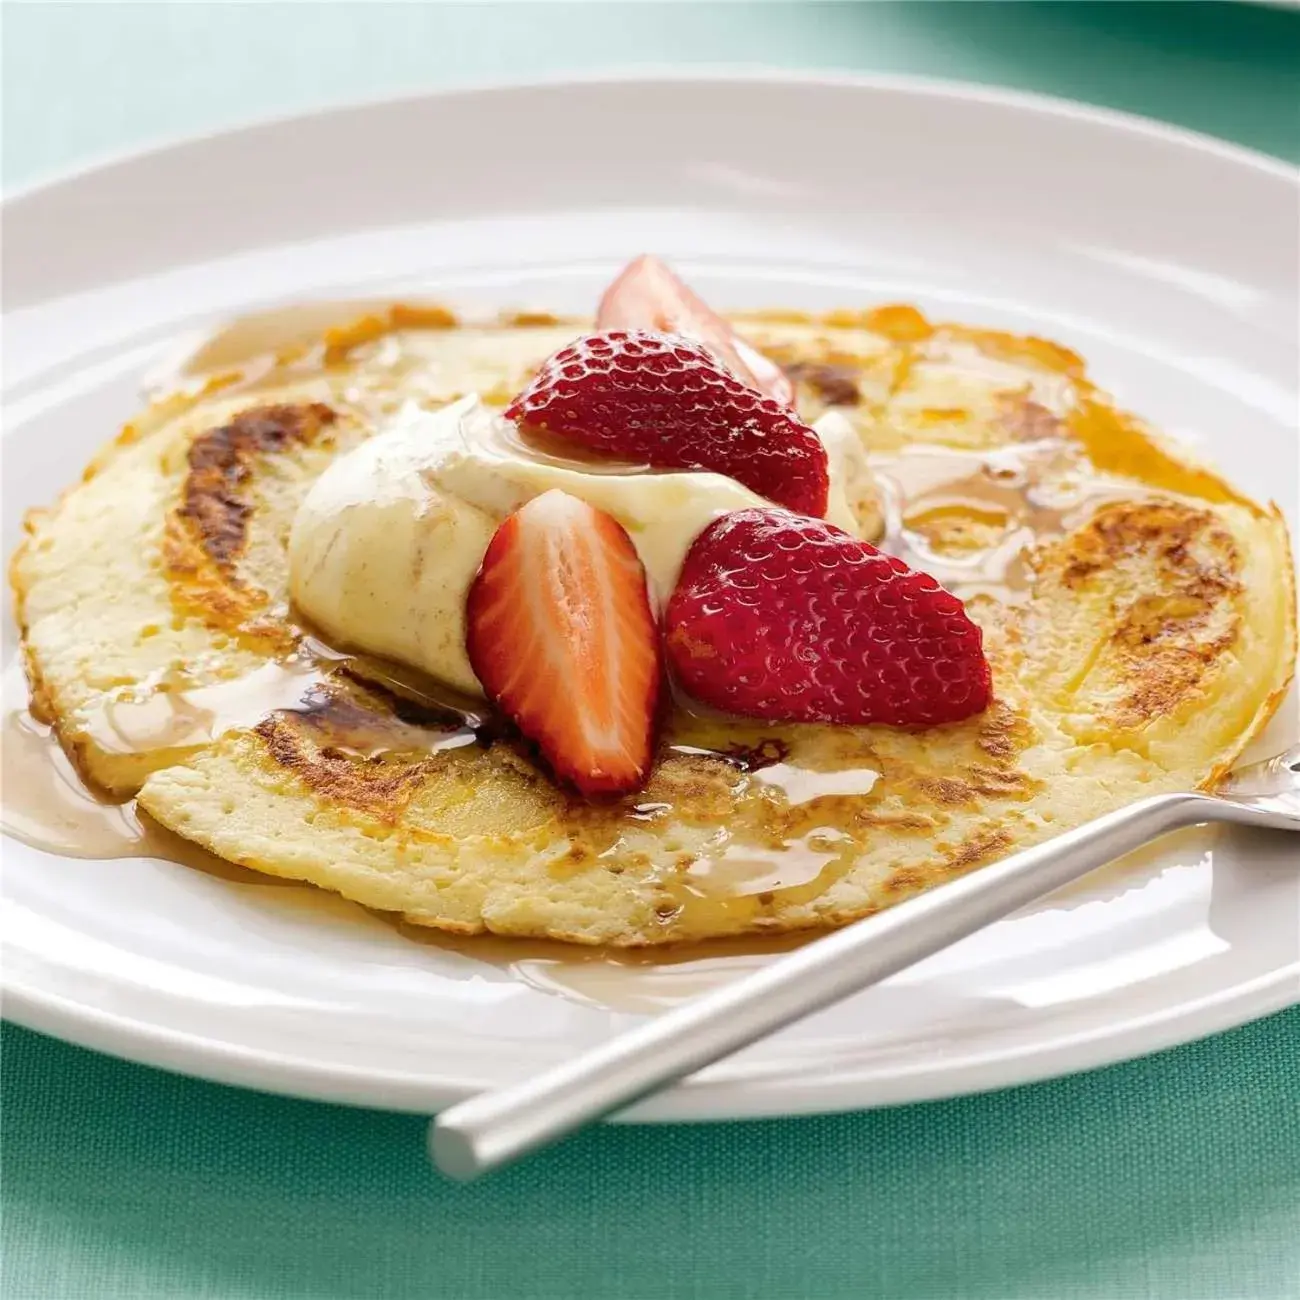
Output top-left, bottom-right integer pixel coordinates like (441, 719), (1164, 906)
(12, 304), (1295, 944)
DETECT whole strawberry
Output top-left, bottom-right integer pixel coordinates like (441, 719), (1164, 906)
(665, 509), (992, 727)
(505, 331), (829, 518)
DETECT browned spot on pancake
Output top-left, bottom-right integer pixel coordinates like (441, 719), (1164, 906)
(965, 763), (1036, 800)
(784, 361), (860, 407)
(163, 403), (336, 642)
(943, 827), (1014, 876)
(977, 728), (1013, 762)
(253, 711), (437, 818)
(1114, 650), (1226, 730)
(951, 714), (1039, 803)
(870, 832), (1008, 912)
(1051, 500), (1244, 730)
(885, 865), (926, 893)
(1061, 500), (1229, 588)
(971, 701), (1036, 783)
(1111, 606), (1238, 730)
(917, 776), (977, 807)
(999, 395), (1063, 442)
(179, 403), (337, 566)
(851, 811), (936, 833)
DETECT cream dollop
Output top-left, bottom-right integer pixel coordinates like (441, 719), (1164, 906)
(289, 396), (876, 697)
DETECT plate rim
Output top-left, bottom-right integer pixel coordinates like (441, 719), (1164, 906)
(5, 957), (1297, 1120)
(3, 67), (1296, 207)
(3, 70), (1297, 1119)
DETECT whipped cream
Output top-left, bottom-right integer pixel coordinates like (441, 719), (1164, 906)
(288, 396), (874, 697)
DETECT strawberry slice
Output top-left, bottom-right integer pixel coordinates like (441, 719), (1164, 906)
(466, 490), (661, 796)
(596, 255), (794, 406)
(666, 509), (992, 728)
(505, 331), (829, 518)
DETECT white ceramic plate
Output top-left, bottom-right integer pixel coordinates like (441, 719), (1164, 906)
(3, 74), (1297, 1120)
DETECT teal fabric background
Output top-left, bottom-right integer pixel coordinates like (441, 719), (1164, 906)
(2, 4), (1298, 1297)
(4, 1012), (1300, 1299)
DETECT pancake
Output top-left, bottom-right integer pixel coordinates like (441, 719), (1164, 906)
(11, 303), (1295, 945)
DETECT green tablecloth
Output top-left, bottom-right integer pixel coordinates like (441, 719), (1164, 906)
(3, 5), (1298, 1297)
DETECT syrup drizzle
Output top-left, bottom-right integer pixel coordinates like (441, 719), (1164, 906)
(87, 657), (327, 756)
(0, 664), (285, 877)
(0, 636), (483, 862)
(872, 437), (1146, 605)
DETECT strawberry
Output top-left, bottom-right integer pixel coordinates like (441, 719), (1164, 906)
(665, 509), (992, 728)
(505, 331), (829, 518)
(596, 254), (794, 406)
(466, 490), (661, 796)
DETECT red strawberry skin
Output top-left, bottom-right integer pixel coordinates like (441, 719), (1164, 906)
(466, 490), (661, 796)
(596, 254), (795, 406)
(665, 510), (993, 728)
(505, 331), (829, 518)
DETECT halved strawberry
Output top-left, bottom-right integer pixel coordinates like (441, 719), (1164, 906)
(666, 509), (993, 728)
(596, 255), (794, 406)
(505, 331), (829, 518)
(466, 490), (661, 796)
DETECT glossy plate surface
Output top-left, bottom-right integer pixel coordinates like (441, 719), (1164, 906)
(3, 74), (1297, 1119)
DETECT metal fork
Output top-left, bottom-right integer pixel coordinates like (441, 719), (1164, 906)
(431, 744), (1300, 1180)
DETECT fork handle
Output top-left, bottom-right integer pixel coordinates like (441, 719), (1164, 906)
(431, 791), (1219, 1179)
